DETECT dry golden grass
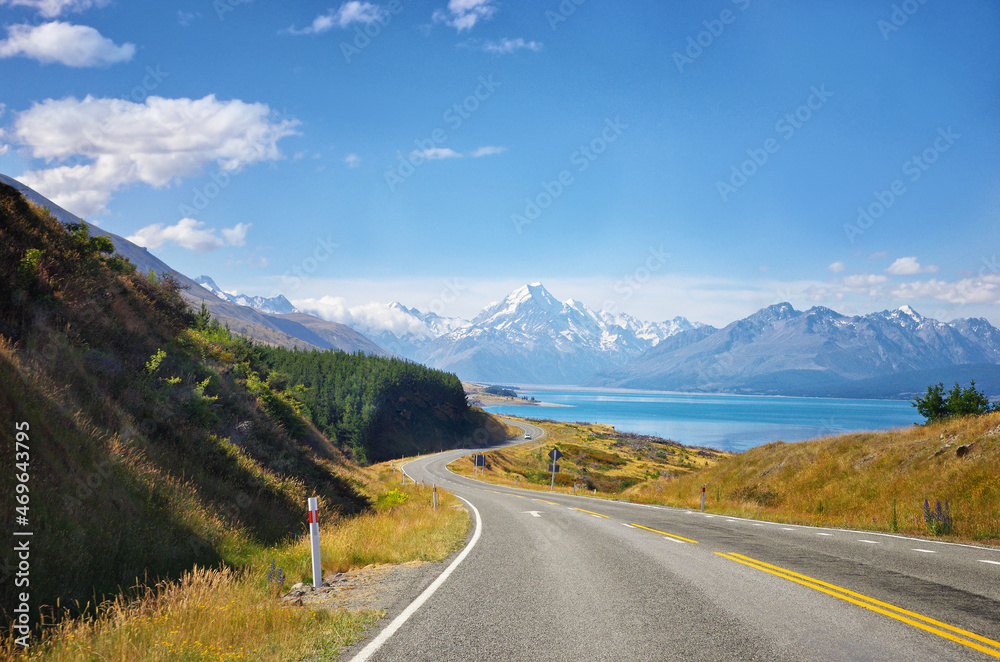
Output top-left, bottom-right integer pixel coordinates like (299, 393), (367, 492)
(625, 411), (1000, 543)
(1, 465), (469, 662)
(450, 418), (728, 497)
(7, 567), (377, 662)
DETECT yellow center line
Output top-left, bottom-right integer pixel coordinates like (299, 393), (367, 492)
(570, 507), (609, 518)
(629, 523), (698, 544)
(717, 552), (1000, 659)
(533, 499), (559, 505)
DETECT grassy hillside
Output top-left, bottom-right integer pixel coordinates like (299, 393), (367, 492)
(0, 180), (496, 647)
(625, 411), (1000, 542)
(450, 419), (729, 494)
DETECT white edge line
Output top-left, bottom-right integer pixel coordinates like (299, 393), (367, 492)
(348, 495), (483, 662)
(980, 560), (1000, 566)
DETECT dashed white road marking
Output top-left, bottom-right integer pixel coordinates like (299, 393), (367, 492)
(781, 528), (795, 531)
(751, 523), (763, 527)
(979, 560), (1000, 566)
(912, 549), (936, 554)
(817, 533), (833, 536)
(858, 540), (879, 544)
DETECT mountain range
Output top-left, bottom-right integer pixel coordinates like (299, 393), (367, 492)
(5, 172), (999, 398)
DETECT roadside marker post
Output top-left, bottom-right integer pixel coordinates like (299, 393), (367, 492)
(701, 484), (706, 512)
(433, 484), (438, 510)
(308, 497), (322, 588)
(548, 449), (562, 491)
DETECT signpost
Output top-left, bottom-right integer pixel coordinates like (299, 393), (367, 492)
(474, 454), (486, 476)
(549, 448), (562, 490)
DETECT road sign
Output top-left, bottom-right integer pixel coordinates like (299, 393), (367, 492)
(475, 455), (486, 466)
(549, 464), (559, 473)
(549, 448), (562, 461)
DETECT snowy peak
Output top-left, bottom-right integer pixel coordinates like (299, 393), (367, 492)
(194, 275), (298, 315)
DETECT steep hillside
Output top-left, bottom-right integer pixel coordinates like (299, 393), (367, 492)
(0, 180), (500, 630)
(0, 173), (386, 356)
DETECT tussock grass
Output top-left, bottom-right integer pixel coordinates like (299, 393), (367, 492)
(450, 418), (728, 496)
(6, 567), (377, 662)
(625, 412), (1000, 543)
(2, 466), (469, 661)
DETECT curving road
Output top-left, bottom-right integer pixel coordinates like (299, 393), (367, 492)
(345, 420), (1000, 661)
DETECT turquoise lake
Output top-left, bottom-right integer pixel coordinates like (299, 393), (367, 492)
(484, 387), (923, 452)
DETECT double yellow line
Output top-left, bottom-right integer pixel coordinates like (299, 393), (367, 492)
(717, 552), (1000, 659)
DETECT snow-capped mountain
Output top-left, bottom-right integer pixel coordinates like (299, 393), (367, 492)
(413, 283), (700, 384)
(195, 275), (298, 315)
(594, 303), (1000, 396)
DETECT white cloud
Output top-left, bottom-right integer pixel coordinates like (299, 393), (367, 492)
(482, 37), (541, 54)
(177, 11), (199, 27)
(11, 94), (299, 216)
(294, 296), (436, 338)
(0, 0), (108, 18)
(469, 145), (506, 158)
(127, 218), (250, 253)
(891, 274), (1000, 306)
(287, 2), (385, 35)
(840, 273), (890, 288)
(433, 0), (497, 31)
(345, 153), (361, 168)
(867, 251), (889, 260)
(886, 256), (939, 275)
(410, 147), (462, 160)
(828, 261), (845, 273)
(406, 146), (504, 161)
(0, 22), (134, 67)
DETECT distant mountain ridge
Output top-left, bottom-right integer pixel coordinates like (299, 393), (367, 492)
(195, 275), (298, 315)
(594, 303), (1000, 397)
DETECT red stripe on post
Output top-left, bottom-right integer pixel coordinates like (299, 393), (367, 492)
(309, 510), (317, 523)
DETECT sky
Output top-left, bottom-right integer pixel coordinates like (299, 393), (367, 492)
(1, 0), (998, 328)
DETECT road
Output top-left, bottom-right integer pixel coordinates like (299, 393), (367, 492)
(345, 421), (1000, 661)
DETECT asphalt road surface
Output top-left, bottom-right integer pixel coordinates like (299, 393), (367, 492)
(344, 421), (1000, 661)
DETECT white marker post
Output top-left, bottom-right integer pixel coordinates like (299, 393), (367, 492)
(308, 497), (322, 588)
(701, 484), (706, 513)
(433, 484), (438, 510)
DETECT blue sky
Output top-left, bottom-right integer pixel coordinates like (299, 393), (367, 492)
(1, 0), (998, 327)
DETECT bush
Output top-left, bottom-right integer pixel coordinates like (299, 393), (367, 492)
(913, 380), (995, 423)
